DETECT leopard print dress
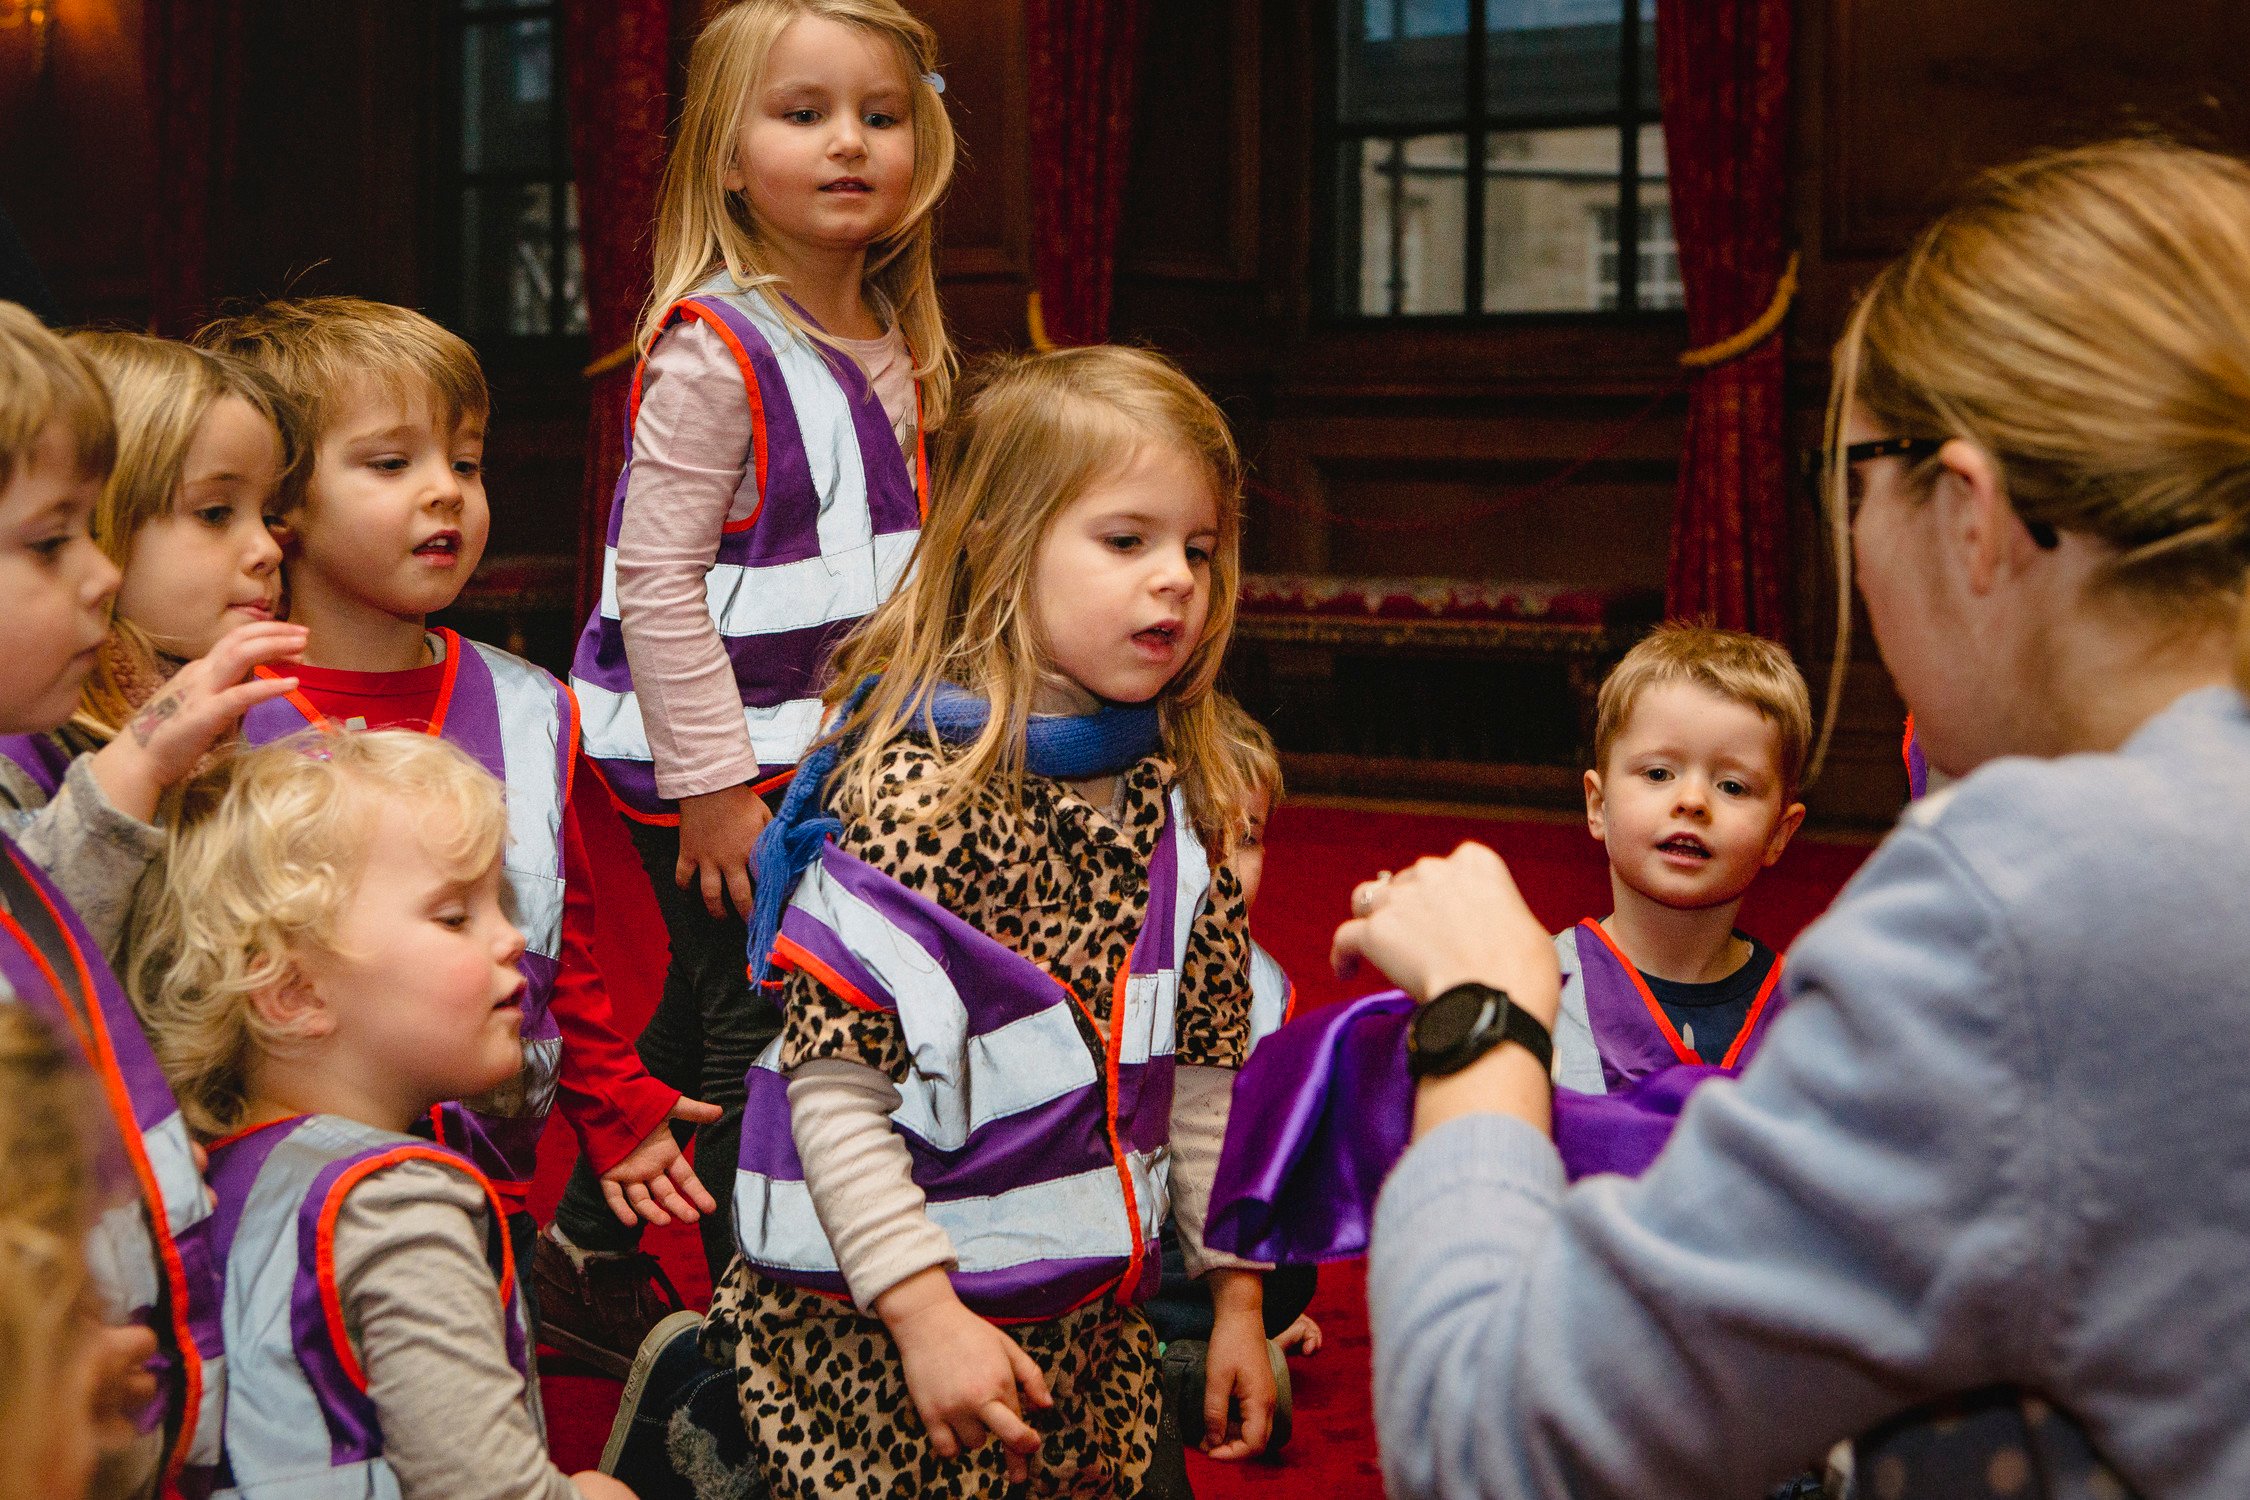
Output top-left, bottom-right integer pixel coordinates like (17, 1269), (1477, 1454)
(704, 740), (1254, 1500)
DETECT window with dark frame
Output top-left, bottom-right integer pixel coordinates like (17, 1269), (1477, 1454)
(445, 0), (590, 343)
(1329, 0), (1678, 319)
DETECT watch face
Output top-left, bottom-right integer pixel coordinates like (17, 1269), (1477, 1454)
(1416, 989), (1489, 1056)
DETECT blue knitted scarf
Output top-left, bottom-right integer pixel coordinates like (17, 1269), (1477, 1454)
(745, 682), (1162, 985)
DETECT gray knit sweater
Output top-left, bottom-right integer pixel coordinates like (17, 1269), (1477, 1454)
(1371, 685), (2250, 1500)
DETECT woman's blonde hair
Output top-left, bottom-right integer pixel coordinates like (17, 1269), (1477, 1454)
(127, 731), (508, 1138)
(63, 331), (298, 743)
(818, 345), (1258, 853)
(0, 1006), (102, 1500)
(643, 0), (957, 423)
(1818, 138), (2250, 773)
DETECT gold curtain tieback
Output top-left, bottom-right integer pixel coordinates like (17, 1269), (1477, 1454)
(1678, 252), (1799, 369)
(582, 341), (637, 379)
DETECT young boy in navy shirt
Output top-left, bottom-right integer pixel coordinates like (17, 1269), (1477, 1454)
(1552, 624), (1811, 1096)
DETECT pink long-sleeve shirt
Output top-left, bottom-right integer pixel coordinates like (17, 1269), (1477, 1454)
(612, 317), (917, 800)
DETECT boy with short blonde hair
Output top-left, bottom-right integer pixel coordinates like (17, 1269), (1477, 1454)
(197, 299), (711, 1324)
(1554, 623), (1812, 1092)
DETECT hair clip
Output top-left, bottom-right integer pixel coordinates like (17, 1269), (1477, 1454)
(922, 70), (945, 94)
(298, 739), (333, 762)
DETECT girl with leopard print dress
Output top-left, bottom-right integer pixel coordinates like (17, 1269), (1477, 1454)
(706, 344), (1278, 1499)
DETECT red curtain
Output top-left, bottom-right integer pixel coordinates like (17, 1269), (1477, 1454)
(1655, 0), (1795, 638)
(1024, 0), (1150, 347)
(144, 0), (246, 336)
(561, 0), (673, 621)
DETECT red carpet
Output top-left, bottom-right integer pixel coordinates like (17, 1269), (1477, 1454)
(533, 781), (1875, 1493)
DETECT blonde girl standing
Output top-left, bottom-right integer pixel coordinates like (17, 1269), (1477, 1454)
(710, 346), (1277, 1499)
(549, 0), (957, 1353)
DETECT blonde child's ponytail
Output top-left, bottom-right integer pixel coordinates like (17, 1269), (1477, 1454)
(1814, 138), (2250, 779)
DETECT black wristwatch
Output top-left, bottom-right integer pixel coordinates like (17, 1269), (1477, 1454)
(1406, 983), (1553, 1080)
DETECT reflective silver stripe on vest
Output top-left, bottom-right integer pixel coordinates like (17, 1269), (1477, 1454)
(735, 790), (1209, 1285)
(593, 527), (922, 643)
(469, 640), (566, 965)
(575, 688), (830, 794)
(1248, 942), (1290, 1041)
(214, 1117), (407, 1500)
(1549, 927), (1608, 1094)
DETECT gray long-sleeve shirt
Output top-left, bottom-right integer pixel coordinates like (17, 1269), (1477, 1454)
(1371, 685), (2250, 1500)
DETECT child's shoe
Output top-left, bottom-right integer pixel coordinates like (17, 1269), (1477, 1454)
(1157, 1337), (1294, 1456)
(600, 1309), (764, 1500)
(532, 1225), (688, 1379)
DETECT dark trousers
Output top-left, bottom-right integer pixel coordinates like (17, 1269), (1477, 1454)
(551, 817), (783, 1280)
(1141, 1221), (1319, 1345)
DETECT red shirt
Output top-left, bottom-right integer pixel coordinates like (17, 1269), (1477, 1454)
(288, 657), (678, 1202)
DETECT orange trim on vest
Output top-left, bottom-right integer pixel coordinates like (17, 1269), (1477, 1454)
(206, 1114), (304, 1153)
(633, 300), (769, 537)
(770, 932), (885, 1013)
(1718, 953), (1787, 1071)
(584, 758), (683, 827)
(252, 628), (465, 740)
(314, 1144), (517, 1394)
(1576, 918), (1700, 1068)
(911, 378), (929, 520)
(0, 848), (206, 1494)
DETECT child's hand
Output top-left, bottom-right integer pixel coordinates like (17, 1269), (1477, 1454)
(877, 1267), (1052, 1484)
(570, 1470), (640, 1499)
(86, 621), (308, 823)
(675, 783), (773, 921)
(83, 1320), (160, 1453)
(598, 1095), (725, 1226)
(1201, 1271), (1276, 1460)
(1275, 1311), (1323, 1355)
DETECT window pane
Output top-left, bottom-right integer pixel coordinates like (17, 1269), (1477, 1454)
(561, 183), (590, 336)
(1351, 134), (1469, 315)
(1634, 122), (1682, 310)
(462, 183), (558, 337)
(1340, 0), (1467, 126)
(1637, 0), (1658, 113)
(1485, 0), (1626, 118)
(461, 16), (554, 177)
(1481, 126), (1620, 313)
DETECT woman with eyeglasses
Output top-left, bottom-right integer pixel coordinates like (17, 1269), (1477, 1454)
(1342, 138), (2250, 1500)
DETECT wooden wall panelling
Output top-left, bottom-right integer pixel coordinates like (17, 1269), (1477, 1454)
(921, 0), (1030, 353)
(1822, 0), (2250, 260)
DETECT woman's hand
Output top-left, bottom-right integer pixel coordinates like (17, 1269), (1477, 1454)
(877, 1267), (1052, 1483)
(675, 783), (772, 920)
(598, 1095), (726, 1226)
(86, 621), (308, 822)
(1331, 841), (1561, 1026)
(1200, 1270), (1276, 1460)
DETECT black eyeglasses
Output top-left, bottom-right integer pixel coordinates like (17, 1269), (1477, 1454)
(1809, 437), (2060, 549)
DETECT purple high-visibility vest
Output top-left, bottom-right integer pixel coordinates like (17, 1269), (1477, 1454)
(734, 790), (1210, 1322)
(202, 1114), (531, 1498)
(569, 277), (926, 822)
(0, 730), (71, 798)
(0, 831), (224, 1498)
(1202, 922), (1790, 1264)
(239, 630), (573, 1191)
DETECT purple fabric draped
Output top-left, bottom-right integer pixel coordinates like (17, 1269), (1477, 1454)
(1206, 991), (1750, 1264)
